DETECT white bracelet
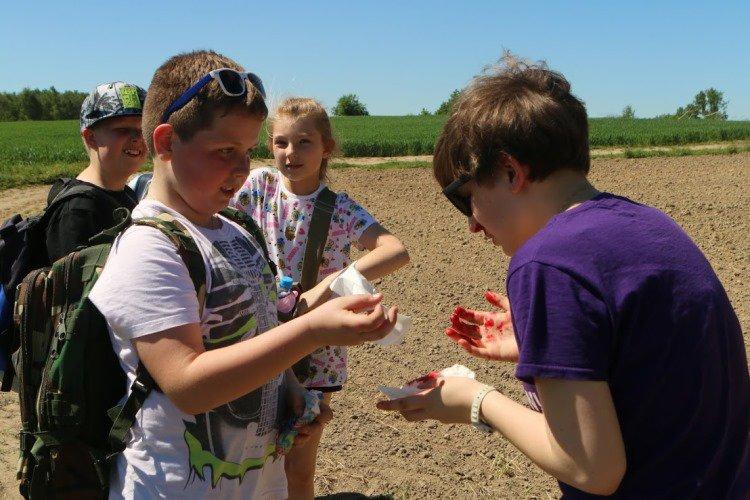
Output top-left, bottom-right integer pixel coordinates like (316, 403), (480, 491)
(470, 385), (496, 434)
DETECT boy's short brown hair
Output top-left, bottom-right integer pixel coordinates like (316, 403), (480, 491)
(433, 53), (590, 187)
(269, 97), (337, 180)
(142, 50), (268, 156)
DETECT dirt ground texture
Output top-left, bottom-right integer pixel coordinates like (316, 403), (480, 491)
(0, 153), (747, 499)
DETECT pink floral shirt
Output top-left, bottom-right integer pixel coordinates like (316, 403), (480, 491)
(232, 167), (377, 388)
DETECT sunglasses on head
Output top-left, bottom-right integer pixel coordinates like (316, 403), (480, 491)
(161, 68), (266, 124)
(442, 173), (473, 217)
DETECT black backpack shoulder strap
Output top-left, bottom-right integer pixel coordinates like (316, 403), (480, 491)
(44, 180), (125, 224)
(299, 187), (337, 292)
(219, 206), (278, 278)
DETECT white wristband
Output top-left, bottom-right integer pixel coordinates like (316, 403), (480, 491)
(470, 385), (496, 434)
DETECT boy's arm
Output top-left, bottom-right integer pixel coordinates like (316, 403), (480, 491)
(353, 223), (410, 281)
(133, 294), (397, 415)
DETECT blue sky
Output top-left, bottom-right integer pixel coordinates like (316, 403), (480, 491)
(2, 0), (748, 118)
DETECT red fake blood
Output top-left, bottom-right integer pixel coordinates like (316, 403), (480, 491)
(484, 318), (495, 328)
(406, 371), (439, 388)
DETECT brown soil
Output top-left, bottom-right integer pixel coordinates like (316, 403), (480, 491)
(0, 154), (747, 499)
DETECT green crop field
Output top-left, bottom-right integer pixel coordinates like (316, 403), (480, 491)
(1, 116), (750, 189)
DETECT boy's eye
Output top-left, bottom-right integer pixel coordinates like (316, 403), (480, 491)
(274, 140), (287, 147)
(219, 148), (234, 156)
(299, 138), (311, 144)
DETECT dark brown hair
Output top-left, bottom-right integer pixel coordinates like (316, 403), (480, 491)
(269, 97), (337, 180)
(142, 50), (268, 156)
(433, 52), (590, 187)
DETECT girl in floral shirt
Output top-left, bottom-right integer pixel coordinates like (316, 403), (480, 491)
(232, 97), (410, 499)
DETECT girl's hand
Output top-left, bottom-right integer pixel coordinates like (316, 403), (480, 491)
(306, 293), (398, 346)
(376, 377), (486, 424)
(445, 291), (519, 362)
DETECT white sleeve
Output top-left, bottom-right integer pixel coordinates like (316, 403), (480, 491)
(89, 225), (201, 341)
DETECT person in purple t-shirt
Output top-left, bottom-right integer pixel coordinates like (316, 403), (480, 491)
(378, 54), (749, 499)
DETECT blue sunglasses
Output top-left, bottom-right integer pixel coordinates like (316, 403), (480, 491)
(161, 68), (266, 123)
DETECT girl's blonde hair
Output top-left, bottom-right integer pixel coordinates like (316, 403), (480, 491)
(269, 97), (337, 180)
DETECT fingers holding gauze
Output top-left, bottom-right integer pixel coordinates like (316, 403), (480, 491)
(361, 305), (398, 342)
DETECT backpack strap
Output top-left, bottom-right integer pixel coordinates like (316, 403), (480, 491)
(132, 214), (207, 312)
(289, 187), (337, 381)
(299, 187), (337, 292)
(219, 206), (278, 278)
(45, 179), (126, 216)
(106, 213), (208, 454)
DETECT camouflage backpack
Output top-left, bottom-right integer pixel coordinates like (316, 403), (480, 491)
(14, 206), (274, 499)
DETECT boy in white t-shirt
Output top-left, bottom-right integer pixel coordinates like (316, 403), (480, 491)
(89, 50), (397, 499)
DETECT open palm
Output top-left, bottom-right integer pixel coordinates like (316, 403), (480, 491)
(445, 291), (519, 362)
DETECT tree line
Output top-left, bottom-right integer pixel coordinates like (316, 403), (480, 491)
(0, 87), (730, 121)
(0, 88), (87, 121)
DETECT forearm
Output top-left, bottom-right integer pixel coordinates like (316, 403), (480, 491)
(480, 390), (623, 494)
(296, 270), (341, 315)
(354, 241), (410, 281)
(479, 392), (580, 483)
(161, 317), (319, 414)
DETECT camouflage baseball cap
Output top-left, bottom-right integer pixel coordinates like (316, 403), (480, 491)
(80, 81), (147, 131)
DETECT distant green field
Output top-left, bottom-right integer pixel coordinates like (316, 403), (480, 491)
(1, 116), (749, 189)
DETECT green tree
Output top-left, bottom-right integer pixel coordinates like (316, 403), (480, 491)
(332, 94), (369, 116)
(419, 108), (431, 116)
(676, 88), (728, 120)
(19, 88), (44, 120)
(0, 93), (20, 121)
(704, 88), (728, 119)
(621, 105), (635, 119)
(436, 89), (461, 115)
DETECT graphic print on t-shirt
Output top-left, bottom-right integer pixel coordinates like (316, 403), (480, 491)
(183, 234), (284, 489)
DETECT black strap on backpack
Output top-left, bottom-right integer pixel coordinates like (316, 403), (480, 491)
(299, 188), (337, 293)
(292, 187), (337, 380)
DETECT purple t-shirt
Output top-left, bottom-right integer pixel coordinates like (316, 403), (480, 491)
(507, 193), (749, 499)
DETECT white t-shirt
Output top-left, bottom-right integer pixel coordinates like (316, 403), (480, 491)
(89, 199), (287, 499)
(231, 167), (377, 388)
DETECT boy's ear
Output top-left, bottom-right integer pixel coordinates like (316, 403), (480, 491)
(505, 155), (530, 194)
(152, 124), (174, 160)
(81, 128), (97, 150)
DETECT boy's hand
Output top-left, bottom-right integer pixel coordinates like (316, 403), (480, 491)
(306, 294), (398, 346)
(293, 401), (332, 448)
(445, 290), (519, 362)
(283, 380), (332, 448)
(376, 376), (485, 424)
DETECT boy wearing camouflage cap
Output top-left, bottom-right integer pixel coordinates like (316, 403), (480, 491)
(44, 81), (147, 262)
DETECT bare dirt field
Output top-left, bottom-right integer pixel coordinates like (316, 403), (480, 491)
(0, 153), (747, 499)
